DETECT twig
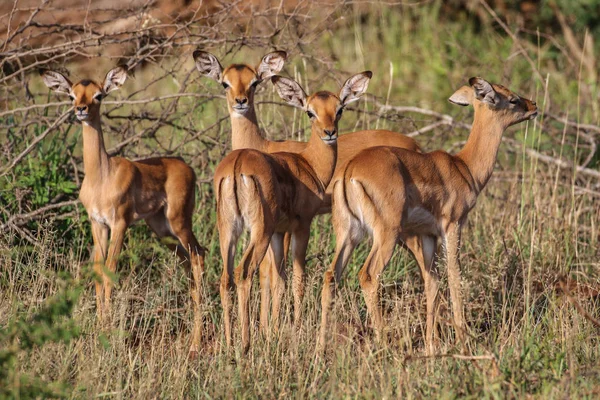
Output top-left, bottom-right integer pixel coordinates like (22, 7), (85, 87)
(376, 103), (473, 131)
(504, 138), (600, 180)
(479, 0), (545, 84)
(0, 0), (48, 53)
(0, 101), (69, 118)
(545, 113), (600, 136)
(7, 222), (37, 245)
(0, 94), (224, 118)
(558, 279), (600, 328)
(404, 353), (497, 362)
(0, 199), (80, 232)
(1, 0), (19, 53)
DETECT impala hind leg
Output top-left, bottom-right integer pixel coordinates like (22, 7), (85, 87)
(146, 213), (189, 260)
(282, 231), (291, 272)
(268, 231), (290, 332)
(147, 212), (205, 353)
(171, 222), (206, 354)
(162, 180), (207, 355)
(91, 221), (109, 321)
(405, 235), (439, 355)
(215, 174), (243, 349)
(217, 218), (240, 349)
(258, 255), (271, 336)
(318, 226), (360, 353)
(358, 231), (397, 342)
(290, 224), (310, 330)
(235, 229), (272, 353)
(268, 233), (286, 333)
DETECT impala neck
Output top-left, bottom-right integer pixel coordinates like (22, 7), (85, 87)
(457, 103), (507, 192)
(301, 129), (337, 190)
(81, 115), (111, 182)
(230, 107), (268, 151)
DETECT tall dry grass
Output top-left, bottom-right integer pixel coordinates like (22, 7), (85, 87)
(1, 1), (599, 398)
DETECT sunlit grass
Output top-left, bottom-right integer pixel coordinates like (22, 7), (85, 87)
(1, 3), (599, 398)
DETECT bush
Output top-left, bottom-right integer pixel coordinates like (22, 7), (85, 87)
(0, 273), (81, 399)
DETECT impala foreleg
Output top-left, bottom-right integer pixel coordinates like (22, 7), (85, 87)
(444, 221), (468, 353)
(91, 221), (109, 321)
(103, 220), (127, 319)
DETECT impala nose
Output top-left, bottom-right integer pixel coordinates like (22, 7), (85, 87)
(76, 105), (87, 112)
(324, 129), (337, 139)
(235, 97), (248, 105)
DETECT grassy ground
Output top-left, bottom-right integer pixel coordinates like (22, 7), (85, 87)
(1, 2), (599, 398)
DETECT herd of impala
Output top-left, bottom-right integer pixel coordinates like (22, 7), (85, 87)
(40, 50), (538, 356)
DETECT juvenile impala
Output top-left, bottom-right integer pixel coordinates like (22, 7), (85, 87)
(194, 50), (301, 333)
(318, 77), (538, 355)
(214, 72), (372, 351)
(194, 51), (420, 332)
(41, 67), (206, 355)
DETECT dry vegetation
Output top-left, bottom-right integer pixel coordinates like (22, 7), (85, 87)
(1, 0), (599, 398)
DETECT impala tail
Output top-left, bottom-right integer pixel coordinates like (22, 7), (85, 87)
(215, 150), (274, 236)
(331, 168), (376, 243)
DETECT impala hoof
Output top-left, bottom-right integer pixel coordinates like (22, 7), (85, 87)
(188, 349), (199, 361)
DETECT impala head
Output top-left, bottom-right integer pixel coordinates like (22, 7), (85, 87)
(41, 66), (128, 122)
(449, 77), (538, 127)
(193, 50), (286, 117)
(271, 71), (372, 145)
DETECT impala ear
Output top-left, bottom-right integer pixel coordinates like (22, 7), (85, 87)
(256, 51), (287, 80)
(448, 85), (473, 106)
(40, 70), (72, 95)
(339, 71), (372, 106)
(193, 50), (223, 82)
(103, 66), (128, 94)
(469, 77), (499, 106)
(271, 75), (307, 109)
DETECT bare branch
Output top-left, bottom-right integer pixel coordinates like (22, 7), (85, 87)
(0, 110), (71, 178)
(0, 199), (80, 232)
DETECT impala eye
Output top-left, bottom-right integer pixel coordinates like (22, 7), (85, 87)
(336, 108), (344, 118)
(94, 93), (104, 101)
(509, 97), (519, 104)
(306, 110), (316, 119)
(69, 94), (75, 101)
(250, 80), (260, 89)
(222, 82), (230, 89)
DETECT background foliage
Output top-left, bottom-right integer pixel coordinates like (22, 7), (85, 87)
(1, 0), (599, 398)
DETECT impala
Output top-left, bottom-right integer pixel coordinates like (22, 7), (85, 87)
(41, 67), (206, 355)
(214, 72), (372, 350)
(318, 77), (538, 355)
(194, 50), (420, 331)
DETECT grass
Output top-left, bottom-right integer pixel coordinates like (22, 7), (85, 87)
(1, 2), (599, 398)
